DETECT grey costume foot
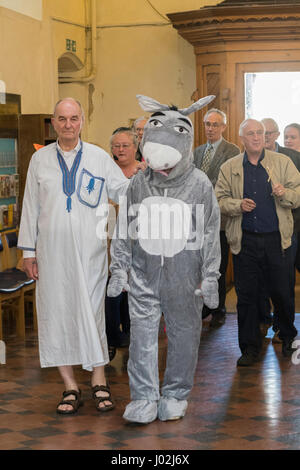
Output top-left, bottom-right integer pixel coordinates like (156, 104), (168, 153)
(123, 400), (158, 424)
(158, 396), (188, 421)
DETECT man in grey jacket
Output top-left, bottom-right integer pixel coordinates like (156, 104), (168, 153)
(194, 109), (240, 327)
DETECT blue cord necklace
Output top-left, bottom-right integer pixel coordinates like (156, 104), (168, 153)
(56, 141), (83, 212)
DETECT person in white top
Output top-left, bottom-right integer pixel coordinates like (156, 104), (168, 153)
(18, 98), (129, 414)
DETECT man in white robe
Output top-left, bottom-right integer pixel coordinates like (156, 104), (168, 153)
(18, 98), (129, 413)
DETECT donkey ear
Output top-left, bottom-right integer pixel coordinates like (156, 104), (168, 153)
(179, 95), (215, 116)
(136, 94), (170, 113)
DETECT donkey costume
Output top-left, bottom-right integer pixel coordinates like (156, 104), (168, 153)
(108, 94), (221, 423)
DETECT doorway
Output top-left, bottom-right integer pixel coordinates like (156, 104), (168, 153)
(245, 71), (300, 144)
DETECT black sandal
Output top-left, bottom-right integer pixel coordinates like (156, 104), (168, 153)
(92, 384), (115, 412)
(56, 389), (83, 415)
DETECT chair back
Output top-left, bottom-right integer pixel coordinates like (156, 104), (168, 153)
(0, 238), (6, 271)
(2, 230), (21, 269)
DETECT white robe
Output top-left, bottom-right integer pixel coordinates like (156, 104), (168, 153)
(18, 141), (129, 370)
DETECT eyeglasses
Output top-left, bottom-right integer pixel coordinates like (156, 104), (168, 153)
(204, 122), (222, 128)
(265, 131), (278, 136)
(111, 143), (132, 150)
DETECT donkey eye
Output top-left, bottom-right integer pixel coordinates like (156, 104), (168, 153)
(174, 125), (189, 134)
(149, 119), (163, 127)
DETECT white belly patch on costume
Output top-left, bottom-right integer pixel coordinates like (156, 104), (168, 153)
(135, 196), (192, 257)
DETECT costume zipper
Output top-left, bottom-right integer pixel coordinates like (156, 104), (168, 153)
(161, 188), (168, 266)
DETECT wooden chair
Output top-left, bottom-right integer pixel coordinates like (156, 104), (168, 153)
(0, 235), (25, 340)
(2, 230), (22, 268)
(1, 230), (37, 336)
(16, 257), (37, 330)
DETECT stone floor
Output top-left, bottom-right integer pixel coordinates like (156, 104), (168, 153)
(1, 290), (300, 452)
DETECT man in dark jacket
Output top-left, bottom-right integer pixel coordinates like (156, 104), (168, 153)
(261, 118), (300, 342)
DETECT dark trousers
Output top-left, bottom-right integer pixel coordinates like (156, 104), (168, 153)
(105, 291), (130, 347)
(272, 232), (297, 332)
(202, 230), (229, 319)
(259, 232), (298, 331)
(233, 231), (297, 355)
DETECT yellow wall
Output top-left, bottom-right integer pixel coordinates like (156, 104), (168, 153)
(43, 0), (86, 25)
(0, 6), (55, 113)
(98, 0), (221, 24)
(88, 0), (222, 151)
(44, 0), (87, 65)
(0, 0), (222, 147)
(91, 19), (195, 150)
(0, 0), (87, 115)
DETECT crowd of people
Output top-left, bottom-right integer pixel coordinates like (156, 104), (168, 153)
(17, 96), (300, 420)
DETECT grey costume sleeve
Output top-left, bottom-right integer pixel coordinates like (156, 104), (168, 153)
(199, 182), (221, 309)
(107, 182), (133, 297)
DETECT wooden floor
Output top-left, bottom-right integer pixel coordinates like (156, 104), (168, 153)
(1, 289), (300, 452)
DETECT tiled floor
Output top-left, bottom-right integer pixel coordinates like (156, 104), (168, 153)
(1, 290), (300, 451)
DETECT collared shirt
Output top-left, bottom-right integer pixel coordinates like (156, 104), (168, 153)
(242, 149), (279, 233)
(57, 139), (81, 170)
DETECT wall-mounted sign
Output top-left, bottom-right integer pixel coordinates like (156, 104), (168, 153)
(66, 39), (77, 53)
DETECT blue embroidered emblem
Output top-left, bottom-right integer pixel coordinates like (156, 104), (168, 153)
(86, 177), (95, 194)
(77, 169), (105, 208)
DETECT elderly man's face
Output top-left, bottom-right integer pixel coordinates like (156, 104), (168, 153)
(240, 120), (265, 155)
(204, 112), (226, 143)
(263, 121), (280, 151)
(135, 119), (147, 142)
(284, 126), (300, 151)
(111, 133), (137, 167)
(51, 100), (83, 147)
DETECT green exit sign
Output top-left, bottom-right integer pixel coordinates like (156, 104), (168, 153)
(66, 39), (76, 52)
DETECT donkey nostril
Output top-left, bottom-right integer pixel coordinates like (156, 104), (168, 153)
(164, 163), (169, 168)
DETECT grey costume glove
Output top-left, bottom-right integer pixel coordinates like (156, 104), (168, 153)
(194, 278), (219, 309)
(107, 270), (130, 297)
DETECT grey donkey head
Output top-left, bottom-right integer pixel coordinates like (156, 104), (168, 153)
(137, 94), (215, 179)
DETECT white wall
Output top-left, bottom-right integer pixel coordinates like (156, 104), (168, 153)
(0, 0), (42, 21)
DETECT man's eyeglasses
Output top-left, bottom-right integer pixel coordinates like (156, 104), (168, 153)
(265, 131), (278, 136)
(204, 122), (221, 128)
(112, 143), (132, 149)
